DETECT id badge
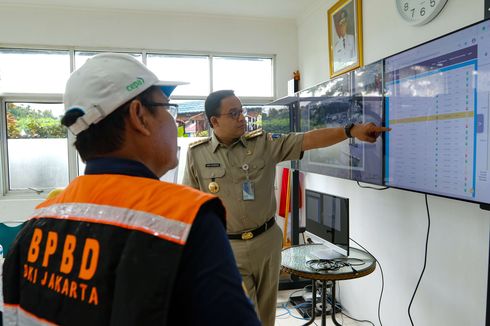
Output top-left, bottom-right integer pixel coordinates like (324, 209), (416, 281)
(242, 181), (255, 201)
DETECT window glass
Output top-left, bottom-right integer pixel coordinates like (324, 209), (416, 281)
(6, 102), (68, 190)
(0, 49), (70, 93)
(243, 105), (263, 132)
(213, 56), (273, 97)
(147, 54), (210, 96)
(174, 100), (208, 137)
(74, 51), (142, 69)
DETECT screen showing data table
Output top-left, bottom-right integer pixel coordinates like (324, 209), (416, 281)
(385, 20), (490, 204)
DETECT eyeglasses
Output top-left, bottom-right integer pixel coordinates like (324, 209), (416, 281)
(143, 102), (179, 119)
(217, 108), (247, 120)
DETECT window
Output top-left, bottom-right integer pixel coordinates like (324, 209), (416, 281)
(213, 56), (273, 97)
(0, 49), (70, 94)
(74, 51), (142, 69)
(174, 100), (208, 137)
(0, 47), (274, 193)
(6, 102), (68, 190)
(147, 54), (210, 96)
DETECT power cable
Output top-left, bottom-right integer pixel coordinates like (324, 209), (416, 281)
(350, 237), (384, 326)
(408, 194), (431, 325)
(356, 181), (389, 190)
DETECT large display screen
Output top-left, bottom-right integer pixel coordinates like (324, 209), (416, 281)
(385, 20), (490, 204)
(298, 61), (384, 185)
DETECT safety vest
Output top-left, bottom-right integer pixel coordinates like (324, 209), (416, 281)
(3, 174), (223, 326)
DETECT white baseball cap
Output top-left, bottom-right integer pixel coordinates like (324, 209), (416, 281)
(63, 53), (186, 135)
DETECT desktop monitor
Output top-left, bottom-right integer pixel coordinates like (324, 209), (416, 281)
(305, 189), (349, 257)
(384, 19), (490, 205)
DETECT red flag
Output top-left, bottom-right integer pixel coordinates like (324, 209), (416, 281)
(278, 168), (290, 217)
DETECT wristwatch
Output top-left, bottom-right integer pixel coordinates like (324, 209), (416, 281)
(344, 123), (355, 138)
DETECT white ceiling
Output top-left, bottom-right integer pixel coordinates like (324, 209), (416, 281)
(0, 0), (320, 19)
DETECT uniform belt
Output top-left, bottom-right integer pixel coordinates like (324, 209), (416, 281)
(228, 217), (275, 240)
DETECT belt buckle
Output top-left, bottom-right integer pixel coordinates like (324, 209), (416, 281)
(241, 231), (254, 240)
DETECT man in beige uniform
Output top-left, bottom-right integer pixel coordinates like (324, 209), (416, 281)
(183, 90), (389, 325)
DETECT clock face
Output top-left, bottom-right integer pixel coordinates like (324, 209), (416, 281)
(396, 0), (448, 26)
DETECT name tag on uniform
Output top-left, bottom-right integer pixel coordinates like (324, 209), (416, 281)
(205, 163), (221, 167)
(242, 181), (255, 201)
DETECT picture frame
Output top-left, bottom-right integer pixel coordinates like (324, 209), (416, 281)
(327, 0), (363, 78)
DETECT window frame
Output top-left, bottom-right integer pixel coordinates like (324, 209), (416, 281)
(0, 46), (275, 197)
(0, 94), (78, 196)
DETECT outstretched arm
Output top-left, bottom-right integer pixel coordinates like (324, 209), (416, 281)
(302, 122), (390, 151)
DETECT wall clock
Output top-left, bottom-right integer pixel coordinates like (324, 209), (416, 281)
(396, 0), (448, 26)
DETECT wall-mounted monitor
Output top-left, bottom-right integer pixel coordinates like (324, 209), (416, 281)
(298, 73), (351, 98)
(305, 189), (349, 257)
(260, 105), (293, 134)
(353, 60), (384, 96)
(299, 96), (384, 185)
(384, 19), (490, 205)
(297, 62), (385, 185)
(260, 96), (298, 134)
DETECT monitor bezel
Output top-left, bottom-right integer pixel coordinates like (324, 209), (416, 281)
(383, 18), (490, 206)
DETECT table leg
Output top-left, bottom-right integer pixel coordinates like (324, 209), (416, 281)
(302, 280), (316, 325)
(331, 281), (341, 326)
(321, 281), (327, 326)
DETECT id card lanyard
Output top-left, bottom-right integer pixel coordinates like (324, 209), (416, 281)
(241, 163), (254, 201)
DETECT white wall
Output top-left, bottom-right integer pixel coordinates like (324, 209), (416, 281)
(297, 1), (489, 325)
(0, 4), (299, 221)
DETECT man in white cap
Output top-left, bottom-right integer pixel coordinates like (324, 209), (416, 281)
(2, 53), (260, 326)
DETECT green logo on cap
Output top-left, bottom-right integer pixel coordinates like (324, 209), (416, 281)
(126, 77), (144, 91)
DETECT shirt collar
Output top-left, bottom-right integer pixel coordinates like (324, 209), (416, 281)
(84, 157), (159, 180)
(210, 131), (246, 153)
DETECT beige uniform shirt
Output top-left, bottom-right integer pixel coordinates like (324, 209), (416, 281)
(183, 129), (304, 234)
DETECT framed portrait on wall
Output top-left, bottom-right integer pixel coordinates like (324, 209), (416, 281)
(327, 0), (363, 78)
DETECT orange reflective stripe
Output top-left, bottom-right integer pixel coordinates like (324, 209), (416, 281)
(32, 203), (193, 245)
(37, 175), (215, 225)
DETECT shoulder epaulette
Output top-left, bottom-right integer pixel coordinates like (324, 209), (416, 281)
(244, 128), (263, 140)
(189, 137), (211, 148)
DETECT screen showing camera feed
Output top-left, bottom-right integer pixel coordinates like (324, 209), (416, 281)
(353, 60), (384, 96)
(260, 105), (292, 134)
(298, 62), (384, 185)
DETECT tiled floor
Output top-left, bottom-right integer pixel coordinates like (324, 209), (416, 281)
(275, 289), (364, 326)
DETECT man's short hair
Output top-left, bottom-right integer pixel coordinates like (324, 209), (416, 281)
(61, 86), (158, 161)
(205, 90), (235, 128)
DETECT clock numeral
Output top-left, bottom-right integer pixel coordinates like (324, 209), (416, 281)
(404, 2), (409, 11)
(411, 8), (415, 17)
(430, 0), (436, 7)
(420, 7), (426, 16)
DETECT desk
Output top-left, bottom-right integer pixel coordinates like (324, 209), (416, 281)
(281, 244), (376, 326)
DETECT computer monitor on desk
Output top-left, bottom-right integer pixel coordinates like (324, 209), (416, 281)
(305, 189), (349, 258)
